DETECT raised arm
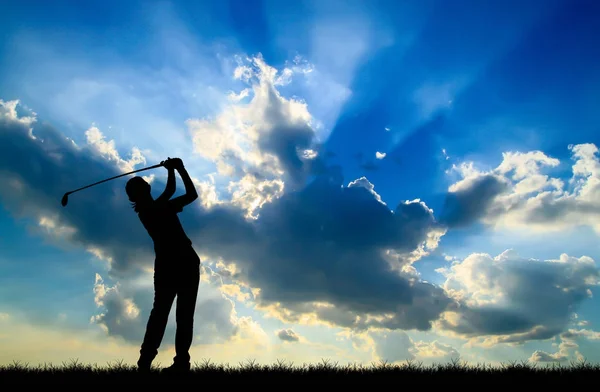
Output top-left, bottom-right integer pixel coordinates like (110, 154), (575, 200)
(169, 158), (198, 209)
(155, 158), (176, 203)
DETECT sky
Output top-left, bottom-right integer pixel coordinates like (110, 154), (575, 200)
(1, 0), (600, 368)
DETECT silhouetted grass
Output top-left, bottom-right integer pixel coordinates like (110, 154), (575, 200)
(1, 357), (598, 385)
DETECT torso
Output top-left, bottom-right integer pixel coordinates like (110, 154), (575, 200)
(137, 199), (193, 260)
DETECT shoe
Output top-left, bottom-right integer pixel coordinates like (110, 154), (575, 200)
(161, 362), (191, 375)
(137, 357), (153, 373)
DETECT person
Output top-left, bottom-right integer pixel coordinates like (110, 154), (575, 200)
(125, 157), (200, 373)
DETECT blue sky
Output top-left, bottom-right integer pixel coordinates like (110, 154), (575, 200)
(1, 0), (600, 367)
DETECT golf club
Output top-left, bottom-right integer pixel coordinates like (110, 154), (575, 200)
(61, 163), (164, 207)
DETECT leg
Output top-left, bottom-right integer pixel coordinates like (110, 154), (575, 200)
(138, 272), (177, 367)
(173, 260), (200, 366)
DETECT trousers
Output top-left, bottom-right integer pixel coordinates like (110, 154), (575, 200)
(139, 246), (200, 365)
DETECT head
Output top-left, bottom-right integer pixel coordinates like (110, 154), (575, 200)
(125, 176), (152, 211)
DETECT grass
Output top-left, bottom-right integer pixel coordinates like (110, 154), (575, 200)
(1, 357), (598, 385)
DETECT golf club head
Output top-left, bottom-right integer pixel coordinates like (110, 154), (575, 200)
(61, 192), (70, 207)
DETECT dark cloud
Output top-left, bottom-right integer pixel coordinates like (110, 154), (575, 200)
(0, 100), (454, 334)
(11, 97), (597, 345)
(255, 88), (315, 187)
(437, 250), (600, 343)
(0, 104), (157, 278)
(277, 328), (299, 342)
(439, 174), (509, 228)
(92, 273), (239, 345)
(524, 195), (600, 225)
(225, 175), (452, 331)
(185, 171), (453, 332)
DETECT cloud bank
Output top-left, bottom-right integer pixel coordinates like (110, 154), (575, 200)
(3, 52), (600, 352)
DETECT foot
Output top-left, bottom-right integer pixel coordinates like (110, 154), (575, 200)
(161, 361), (191, 375)
(137, 357), (153, 373)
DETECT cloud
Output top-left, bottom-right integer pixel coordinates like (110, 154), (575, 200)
(0, 56), (455, 337)
(91, 271), (244, 345)
(0, 314), (137, 366)
(2, 8), (241, 169)
(370, 331), (460, 365)
(529, 349), (569, 363)
(372, 331), (414, 362)
(375, 152), (386, 160)
(347, 176), (385, 205)
(0, 99), (158, 276)
(440, 145), (600, 233)
(91, 273), (142, 341)
(412, 340), (460, 364)
(561, 328), (600, 341)
(227, 88), (250, 102)
(527, 328), (598, 363)
(228, 174), (285, 219)
(277, 328), (300, 342)
(220, 283), (251, 302)
(85, 126), (146, 173)
(436, 249), (600, 345)
(231, 175), (452, 332)
(439, 172), (510, 228)
(187, 54), (322, 190)
(0, 306), (274, 367)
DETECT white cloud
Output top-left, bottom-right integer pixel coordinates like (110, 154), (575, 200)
(0, 99), (36, 129)
(529, 349), (569, 363)
(142, 174), (155, 184)
(227, 88), (250, 102)
(90, 271), (251, 346)
(91, 273), (142, 340)
(220, 283), (251, 302)
(193, 176), (222, 209)
(561, 328), (600, 341)
(347, 176), (385, 205)
(441, 144), (600, 233)
(370, 330), (460, 365)
(37, 215), (77, 241)
(187, 54), (320, 209)
(412, 340), (460, 363)
(233, 65), (253, 82)
(228, 174), (285, 219)
(527, 327), (600, 363)
(436, 249), (600, 344)
(375, 151), (386, 159)
(85, 126), (148, 174)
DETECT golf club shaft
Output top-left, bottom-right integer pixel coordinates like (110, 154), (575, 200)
(68, 163), (163, 195)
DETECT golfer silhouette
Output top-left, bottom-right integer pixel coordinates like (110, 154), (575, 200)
(125, 157), (200, 373)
